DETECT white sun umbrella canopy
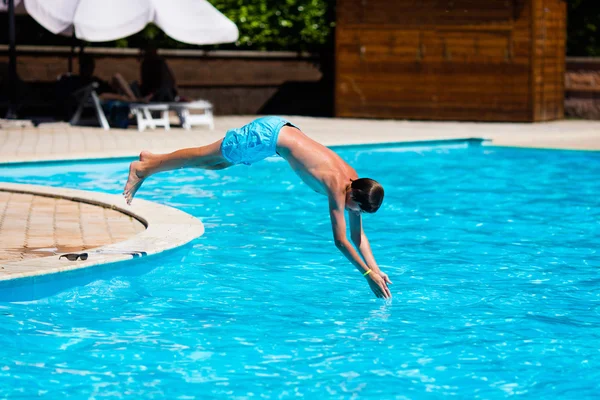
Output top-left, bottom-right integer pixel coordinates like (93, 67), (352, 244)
(3, 0), (239, 45)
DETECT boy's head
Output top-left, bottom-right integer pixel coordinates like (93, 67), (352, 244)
(346, 178), (384, 214)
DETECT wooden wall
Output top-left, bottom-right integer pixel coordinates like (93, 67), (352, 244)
(335, 0), (566, 122)
(565, 57), (600, 120)
(0, 47), (329, 117)
(532, 0), (566, 121)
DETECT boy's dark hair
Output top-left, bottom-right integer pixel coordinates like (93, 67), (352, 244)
(350, 178), (384, 213)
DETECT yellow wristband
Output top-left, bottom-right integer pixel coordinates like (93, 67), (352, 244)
(363, 269), (372, 276)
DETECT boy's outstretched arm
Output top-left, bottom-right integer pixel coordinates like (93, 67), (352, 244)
(328, 192), (391, 299)
(348, 211), (392, 285)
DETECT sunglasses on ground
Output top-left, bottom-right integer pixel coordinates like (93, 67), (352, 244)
(59, 253), (88, 261)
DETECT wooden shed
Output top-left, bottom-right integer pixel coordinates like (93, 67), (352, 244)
(335, 0), (567, 122)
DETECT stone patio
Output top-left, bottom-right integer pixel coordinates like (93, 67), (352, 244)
(0, 183), (204, 282)
(1, 117), (600, 165)
(0, 190), (145, 263)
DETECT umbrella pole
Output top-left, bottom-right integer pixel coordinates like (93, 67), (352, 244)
(68, 32), (76, 73)
(6, 0), (17, 119)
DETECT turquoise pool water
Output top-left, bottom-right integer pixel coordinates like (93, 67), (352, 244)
(1, 144), (599, 398)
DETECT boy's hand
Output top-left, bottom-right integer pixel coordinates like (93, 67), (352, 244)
(366, 272), (392, 299)
(378, 271), (392, 285)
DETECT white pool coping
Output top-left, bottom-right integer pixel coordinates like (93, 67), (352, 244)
(0, 182), (204, 282)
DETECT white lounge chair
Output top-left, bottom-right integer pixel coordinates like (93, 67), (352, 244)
(130, 103), (170, 132)
(169, 100), (214, 130)
(69, 82), (110, 130)
(129, 100), (214, 132)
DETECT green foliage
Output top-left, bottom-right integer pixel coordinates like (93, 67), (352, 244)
(118, 0), (335, 51)
(211, 0), (335, 50)
(567, 0), (600, 56)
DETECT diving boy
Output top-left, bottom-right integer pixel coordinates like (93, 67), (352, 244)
(124, 116), (392, 298)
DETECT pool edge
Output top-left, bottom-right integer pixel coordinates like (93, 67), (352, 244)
(0, 182), (204, 286)
(0, 138), (486, 293)
(0, 138), (492, 166)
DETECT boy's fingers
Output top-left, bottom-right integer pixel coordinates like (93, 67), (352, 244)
(382, 285), (391, 298)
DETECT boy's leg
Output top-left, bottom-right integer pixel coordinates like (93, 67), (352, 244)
(123, 139), (232, 204)
(142, 139), (229, 172)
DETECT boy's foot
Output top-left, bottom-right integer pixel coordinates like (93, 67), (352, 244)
(123, 151), (155, 204)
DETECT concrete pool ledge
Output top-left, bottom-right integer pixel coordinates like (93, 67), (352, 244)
(0, 182), (204, 283)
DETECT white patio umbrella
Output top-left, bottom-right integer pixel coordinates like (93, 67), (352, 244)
(1, 0), (239, 117)
(2, 0), (239, 44)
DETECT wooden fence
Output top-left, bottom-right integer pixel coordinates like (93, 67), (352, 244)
(1, 43), (599, 120)
(0, 46), (330, 117)
(335, 0), (567, 122)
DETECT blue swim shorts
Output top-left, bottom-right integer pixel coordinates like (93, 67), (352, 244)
(220, 116), (300, 166)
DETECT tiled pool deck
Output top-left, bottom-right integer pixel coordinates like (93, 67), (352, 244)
(2, 117), (600, 164)
(1, 116), (599, 282)
(0, 190), (145, 262)
(0, 182), (204, 282)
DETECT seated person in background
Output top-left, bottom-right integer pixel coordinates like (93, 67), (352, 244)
(56, 54), (146, 127)
(138, 47), (179, 102)
(56, 54), (143, 110)
(76, 54), (140, 102)
(0, 62), (37, 117)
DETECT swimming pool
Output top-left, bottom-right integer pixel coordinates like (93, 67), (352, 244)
(1, 144), (599, 398)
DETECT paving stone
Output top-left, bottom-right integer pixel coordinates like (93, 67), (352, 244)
(0, 191), (145, 263)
